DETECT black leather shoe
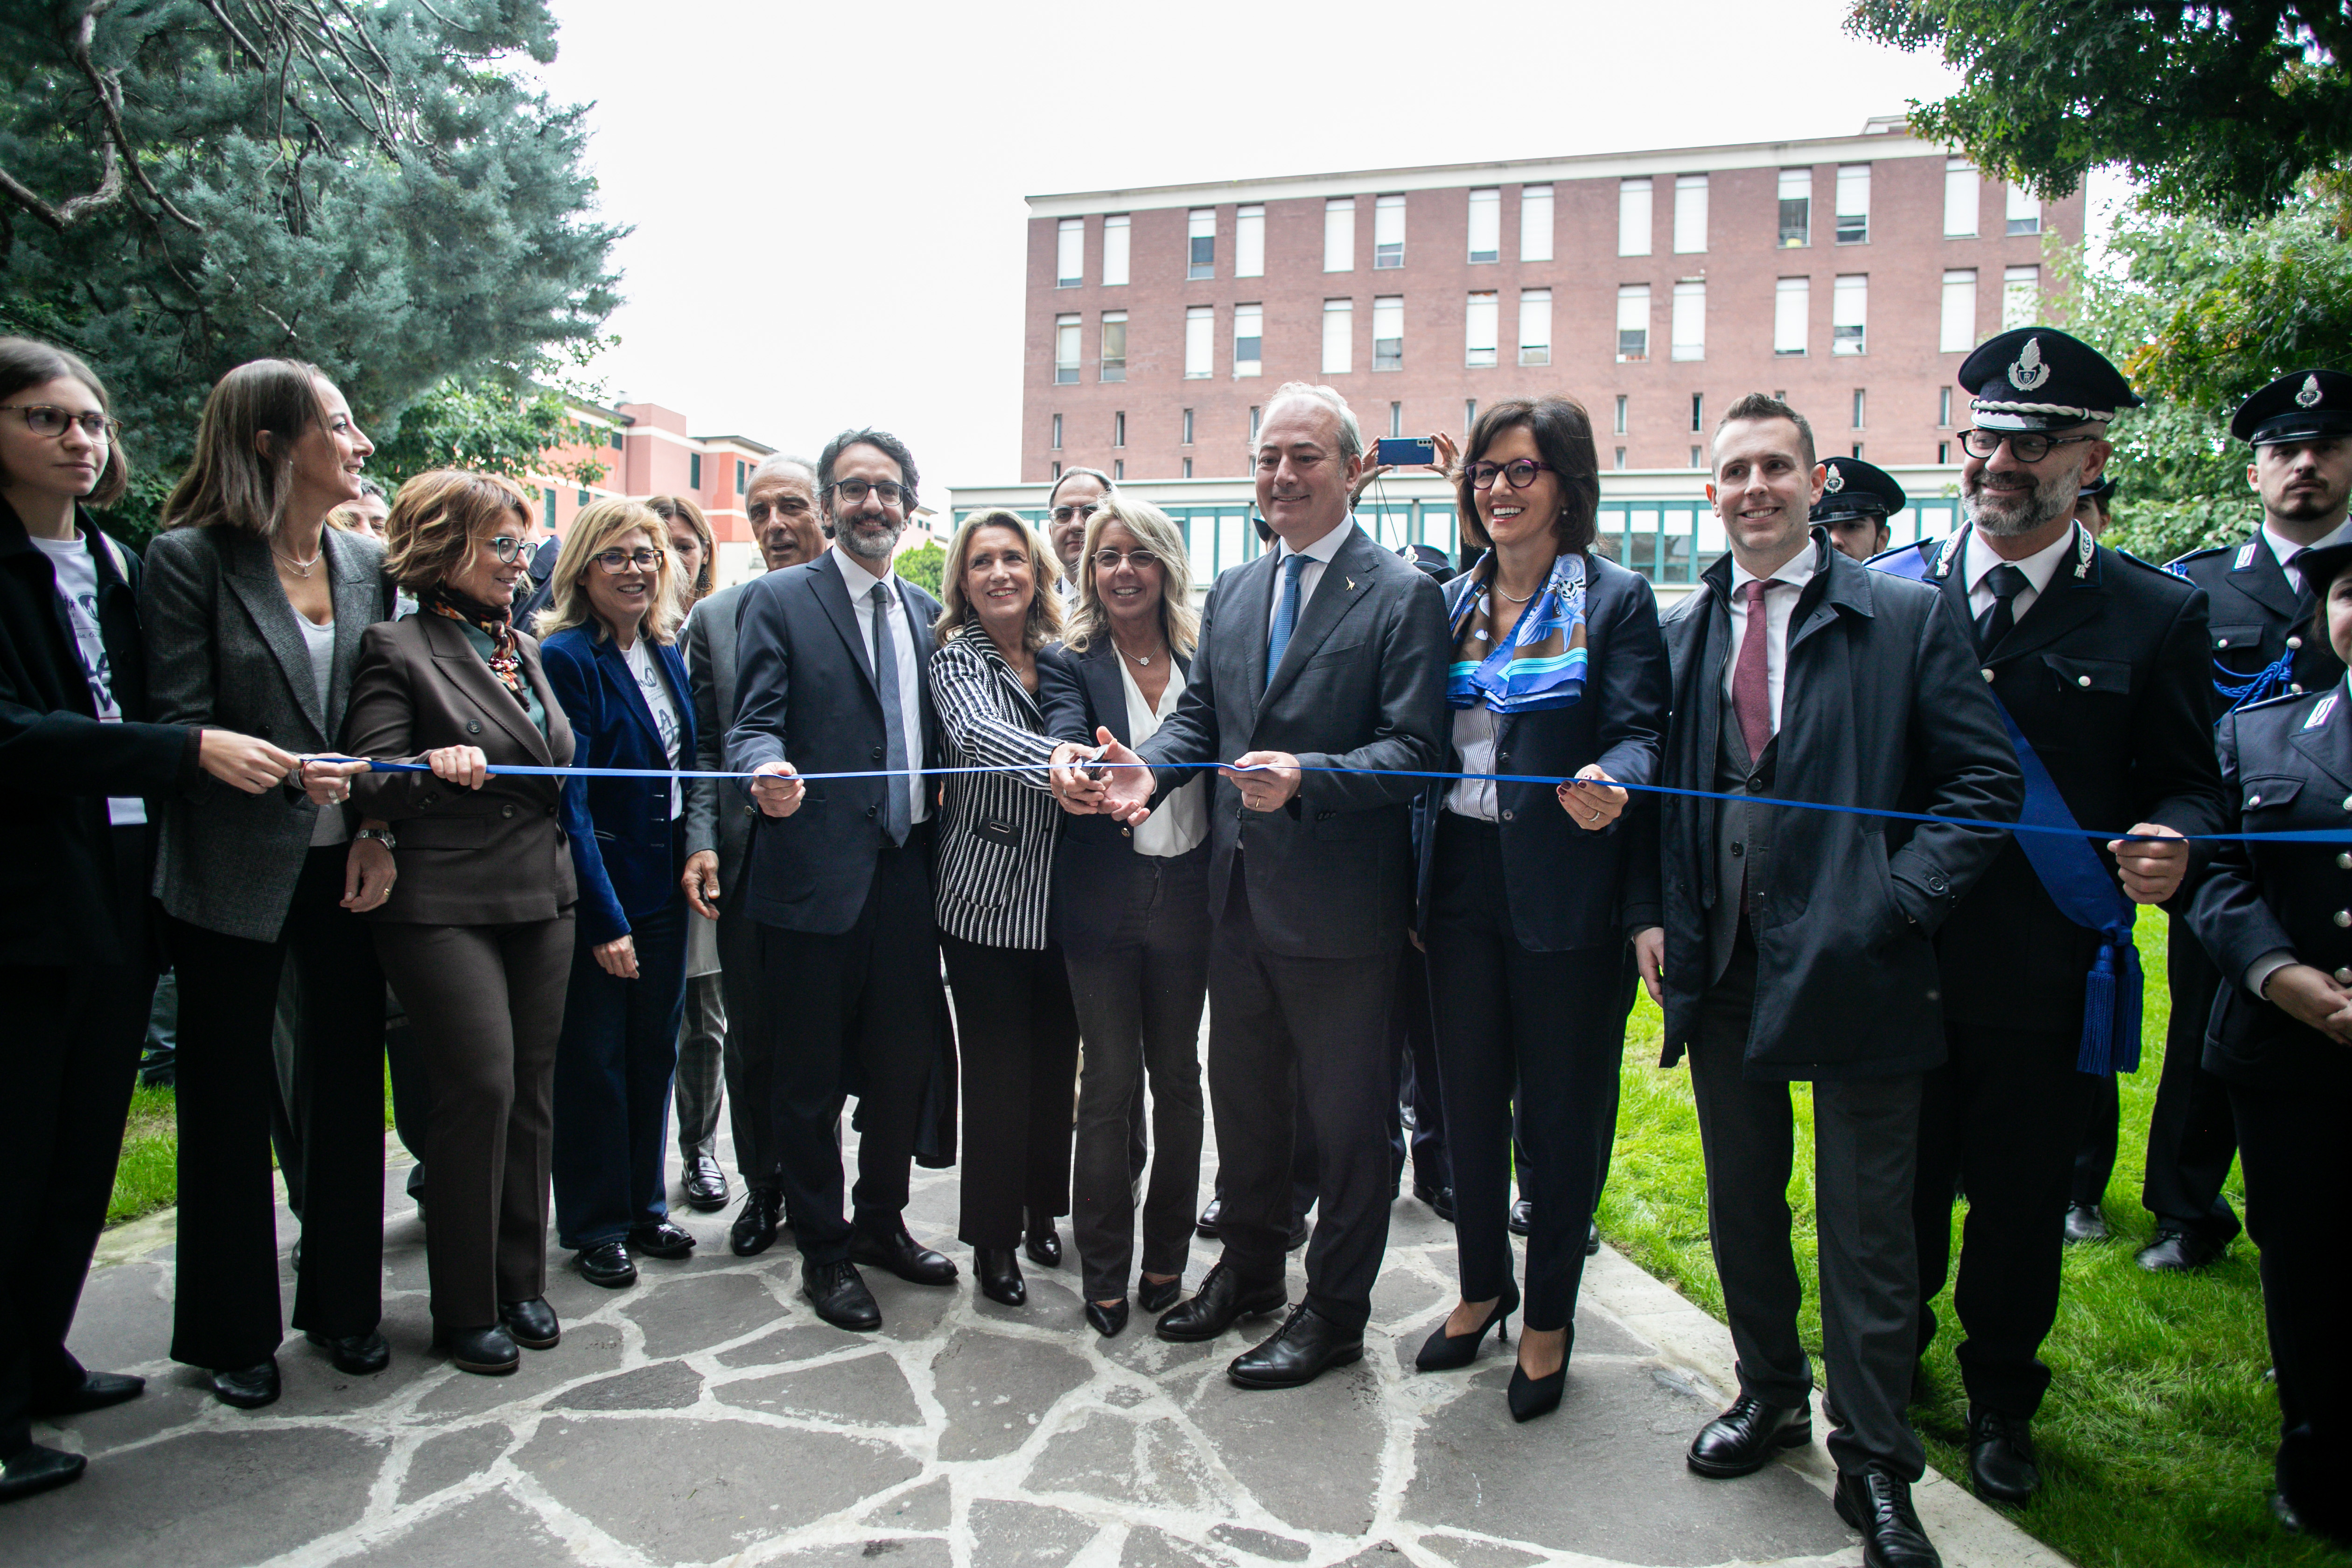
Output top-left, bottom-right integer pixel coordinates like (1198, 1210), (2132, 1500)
(731, 1187), (782, 1256)
(1687, 1393), (1812, 1477)
(850, 1223), (958, 1286)
(1507, 1361), (1565, 1422)
(575, 1239), (636, 1287)
(1509, 1198), (1533, 1237)
(1586, 1219), (1601, 1256)
(1086, 1299), (1130, 1338)
(1157, 1262), (1288, 1343)
(1415, 1284), (1518, 1372)
(1834, 1466), (1944, 1568)
(1024, 1219), (1063, 1268)
(630, 1221), (696, 1259)
(682, 1154), (729, 1212)
(440, 1323), (518, 1376)
(210, 1358), (281, 1410)
(977, 1247), (1027, 1306)
(1138, 1275), (1183, 1314)
(2136, 1227), (2225, 1271)
(1195, 1197), (1223, 1238)
(499, 1297), (561, 1350)
(1286, 1212), (1311, 1251)
(28, 1370), (144, 1417)
(1411, 1182), (1457, 1223)
(1229, 1303), (1364, 1389)
(802, 1260), (882, 1331)
(2272, 1493), (2304, 1534)
(305, 1330), (390, 1374)
(1967, 1408), (2040, 1504)
(0, 1445), (86, 1504)
(2063, 1202), (2110, 1243)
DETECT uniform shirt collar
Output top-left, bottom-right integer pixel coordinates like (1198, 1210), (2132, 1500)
(1965, 521), (2078, 597)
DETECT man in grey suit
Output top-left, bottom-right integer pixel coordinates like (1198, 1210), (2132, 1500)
(1085, 382), (1449, 1388)
(679, 453), (826, 1254)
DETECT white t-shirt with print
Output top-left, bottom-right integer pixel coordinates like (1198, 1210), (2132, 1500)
(31, 533), (146, 826)
(623, 637), (684, 820)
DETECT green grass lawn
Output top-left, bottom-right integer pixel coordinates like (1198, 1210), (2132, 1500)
(1599, 904), (2342, 1568)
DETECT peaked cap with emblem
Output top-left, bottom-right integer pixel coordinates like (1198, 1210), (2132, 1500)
(2078, 473), (2116, 504)
(2290, 539), (2352, 602)
(2230, 368), (2352, 447)
(1812, 455), (1907, 522)
(1959, 326), (2143, 433)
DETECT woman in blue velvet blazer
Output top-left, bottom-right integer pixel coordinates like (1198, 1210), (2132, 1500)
(534, 499), (700, 1289)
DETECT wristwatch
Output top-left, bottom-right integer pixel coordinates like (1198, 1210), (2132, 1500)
(354, 826), (399, 851)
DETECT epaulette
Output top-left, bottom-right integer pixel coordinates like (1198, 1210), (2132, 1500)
(2236, 686), (2325, 716)
(2164, 544), (2229, 571)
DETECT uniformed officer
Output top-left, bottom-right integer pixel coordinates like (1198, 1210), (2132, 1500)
(2072, 474), (2115, 538)
(1895, 327), (2226, 1507)
(2185, 533), (2352, 1549)
(1814, 455), (1906, 563)
(2140, 369), (2352, 1274)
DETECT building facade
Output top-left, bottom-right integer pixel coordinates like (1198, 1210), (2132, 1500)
(528, 399), (778, 583)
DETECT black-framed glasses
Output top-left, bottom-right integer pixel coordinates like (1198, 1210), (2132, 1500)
(828, 478), (906, 507)
(485, 535), (524, 564)
(1957, 428), (2100, 463)
(748, 497), (813, 525)
(2, 404), (119, 442)
(1466, 459), (1556, 491)
(593, 547), (663, 574)
(1051, 503), (1099, 526)
(1092, 548), (1161, 573)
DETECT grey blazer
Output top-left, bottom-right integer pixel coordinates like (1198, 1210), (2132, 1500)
(141, 523), (390, 941)
(682, 578), (759, 888)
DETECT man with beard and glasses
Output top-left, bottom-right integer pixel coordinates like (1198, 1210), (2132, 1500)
(727, 429), (959, 1332)
(1875, 328), (2226, 1509)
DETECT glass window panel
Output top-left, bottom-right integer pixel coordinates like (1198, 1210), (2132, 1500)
(1616, 284), (1649, 362)
(2005, 182), (2040, 235)
(1218, 511), (1246, 574)
(1322, 299), (1352, 375)
(1671, 280), (1705, 361)
(1944, 160), (1979, 237)
(1467, 188), (1500, 263)
(1518, 288), (1551, 366)
(1618, 178), (1652, 256)
(1773, 277), (1808, 355)
(1833, 274), (1867, 356)
(1519, 184), (1553, 261)
(1056, 218), (1083, 287)
(1099, 311), (1126, 382)
(1184, 305), (1212, 378)
(1232, 303), (1262, 377)
(1374, 194), (1405, 267)
(2002, 264), (2040, 329)
(1628, 508), (1661, 578)
(1188, 207), (1215, 279)
(1372, 294), (1403, 370)
(1323, 198), (1355, 272)
(1696, 504), (1728, 556)
(1187, 512), (1217, 584)
(1835, 163), (1870, 243)
(1054, 313), (1080, 384)
(1464, 292), (1498, 368)
(1940, 269), (1978, 352)
(1235, 204), (1265, 279)
(1101, 214), (1128, 286)
(1421, 507), (1456, 560)
(1673, 174), (1708, 254)
(1661, 506), (1696, 582)
(1778, 168), (1811, 246)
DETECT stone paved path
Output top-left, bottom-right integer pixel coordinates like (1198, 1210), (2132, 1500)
(11, 1105), (2067, 1567)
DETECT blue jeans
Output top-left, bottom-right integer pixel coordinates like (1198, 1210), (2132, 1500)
(553, 891), (689, 1249)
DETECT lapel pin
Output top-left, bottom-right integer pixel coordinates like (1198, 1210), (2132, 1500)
(1346, 577), (1356, 591)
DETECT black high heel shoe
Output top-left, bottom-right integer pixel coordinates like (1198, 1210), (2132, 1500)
(1085, 1299), (1129, 1338)
(977, 1247), (1027, 1306)
(1414, 1284), (1519, 1372)
(1507, 1360), (1565, 1422)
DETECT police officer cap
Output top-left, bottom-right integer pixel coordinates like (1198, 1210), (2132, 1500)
(2078, 474), (2116, 504)
(1812, 456), (1906, 523)
(2230, 369), (2352, 446)
(1400, 542), (1453, 583)
(1958, 326), (2143, 433)
(2293, 539), (2352, 602)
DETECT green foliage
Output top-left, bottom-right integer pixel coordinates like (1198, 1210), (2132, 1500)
(1848, 0), (2352, 223)
(895, 540), (946, 598)
(370, 346), (614, 499)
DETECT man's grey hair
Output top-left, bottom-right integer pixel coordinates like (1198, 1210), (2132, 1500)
(749, 452), (818, 487)
(1047, 466), (1115, 506)
(1260, 381), (1364, 464)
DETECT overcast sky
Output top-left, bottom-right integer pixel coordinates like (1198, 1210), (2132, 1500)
(536, 0), (2015, 505)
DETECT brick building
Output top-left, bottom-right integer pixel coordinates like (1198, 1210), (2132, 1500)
(528, 399), (778, 583)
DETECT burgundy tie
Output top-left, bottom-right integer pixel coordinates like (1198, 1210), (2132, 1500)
(1733, 579), (1774, 760)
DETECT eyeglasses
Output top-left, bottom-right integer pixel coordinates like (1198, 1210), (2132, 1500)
(593, 547), (664, 574)
(1050, 503), (1099, 526)
(1092, 548), (1161, 573)
(485, 536), (524, 564)
(748, 497), (813, 525)
(1957, 429), (2100, 463)
(2, 404), (119, 442)
(1466, 459), (1556, 491)
(828, 478), (907, 507)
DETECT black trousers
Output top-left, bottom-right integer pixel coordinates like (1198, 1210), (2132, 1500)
(2229, 1045), (2352, 1545)
(1390, 940), (1449, 1190)
(1915, 1018), (2091, 1418)
(1424, 813), (1620, 1334)
(1204, 866), (1398, 1335)
(2141, 927), (2242, 1241)
(553, 887), (688, 1250)
(757, 839), (943, 1266)
(941, 931), (1079, 1250)
(714, 900), (774, 1187)
(0, 825), (154, 1460)
(167, 845), (386, 1370)
(2069, 1071), (2118, 1210)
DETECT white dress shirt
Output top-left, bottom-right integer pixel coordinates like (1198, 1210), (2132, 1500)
(832, 544), (929, 826)
(2265, 516), (2352, 596)
(1266, 513), (1356, 637)
(1120, 658), (1208, 856)
(1722, 546), (1817, 732)
(1446, 705), (1501, 822)
(1964, 522), (2079, 625)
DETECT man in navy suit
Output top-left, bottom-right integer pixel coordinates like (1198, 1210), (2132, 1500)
(726, 428), (958, 1332)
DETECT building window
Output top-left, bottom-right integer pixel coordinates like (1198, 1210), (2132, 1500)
(1184, 305), (1212, 379)
(1518, 288), (1551, 366)
(1188, 207), (1215, 279)
(1618, 177), (1652, 257)
(1673, 174), (1708, 253)
(1938, 441), (1951, 463)
(689, 453), (701, 491)
(1773, 277), (1808, 356)
(2002, 265), (2040, 329)
(2006, 183), (2041, 237)
(1671, 280), (1706, 362)
(1614, 447), (1627, 470)
(1373, 295), (1403, 370)
(543, 488), (557, 531)
(735, 460), (747, 495)
(1465, 292), (1498, 368)
(1374, 194), (1405, 268)
(1054, 313), (1081, 383)
(609, 429), (623, 451)
(1182, 457), (1193, 479)
(1102, 214), (1130, 286)
(1389, 402), (1402, 438)
(1939, 269), (1979, 353)
(1851, 443), (1864, 460)
(1232, 304), (1262, 378)
(1836, 163), (1870, 244)
(1852, 389), (1867, 429)
(1113, 459), (1124, 481)
(1113, 411), (1126, 448)
(1614, 395), (1629, 435)
(1465, 399), (1478, 431)
(1181, 407), (1194, 445)
(1617, 285), (1649, 362)
(1690, 393), (1704, 434)
(1249, 406), (1261, 442)
(1052, 461), (1062, 480)
(1833, 274), (1868, 356)
(1322, 298), (1352, 375)
(1100, 311), (1127, 381)
(1056, 217), (1083, 287)
(1778, 168), (1811, 246)
(1687, 446), (1703, 469)
(1944, 159), (1979, 237)
(1324, 198), (1355, 272)
(576, 488), (589, 507)
(1467, 187), (1500, 263)
(1939, 387), (1953, 427)
(1051, 413), (1063, 450)
(1235, 204), (1265, 279)
(1520, 183), (1553, 262)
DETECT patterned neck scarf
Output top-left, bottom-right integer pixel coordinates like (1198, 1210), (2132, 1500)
(1447, 549), (1589, 713)
(425, 584), (530, 707)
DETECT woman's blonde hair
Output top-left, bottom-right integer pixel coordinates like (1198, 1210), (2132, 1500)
(161, 358), (337, 537)
(381, 470), (536, 593)
(934, 509), (1064, 652)
(646, 493), (715, 605)
(1062, 496), (1199, 660)
(533, 497), (681, 644)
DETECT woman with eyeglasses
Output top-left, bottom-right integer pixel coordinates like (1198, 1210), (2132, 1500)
(534, 500), (699, 1291)
(343, 470), (581, 1375)
(1407, 397), (1666, 1421)
(1041, 497), (1211, 1338)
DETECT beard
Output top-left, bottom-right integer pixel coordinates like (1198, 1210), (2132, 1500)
(1964, 460), (2079, 538)
(2269, 476), (2350, 525)
(835, 512), (906, 563)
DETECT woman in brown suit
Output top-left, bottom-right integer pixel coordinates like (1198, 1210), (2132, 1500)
(344, 469), (580, 1375)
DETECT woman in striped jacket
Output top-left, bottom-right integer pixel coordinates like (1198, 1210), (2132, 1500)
(930, 509), (1081, 1310)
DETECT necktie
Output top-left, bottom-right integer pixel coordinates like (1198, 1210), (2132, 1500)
(1732, 579), (1775, 761)
(1975, 564), (2030, 656)
(1266, 552), (1309, 687)
(871, 581), (910, 846)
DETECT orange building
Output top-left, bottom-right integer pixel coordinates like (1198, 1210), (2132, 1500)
(529, 399), (779, 581)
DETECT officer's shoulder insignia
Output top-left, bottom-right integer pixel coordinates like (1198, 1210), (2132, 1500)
(2239, 687), (2318, 716)
(2304, 691), (2339, 729)
(2235, 541), (2261, 570)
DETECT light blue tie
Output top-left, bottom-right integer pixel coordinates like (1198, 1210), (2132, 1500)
(1266, 553), (1309, 687)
